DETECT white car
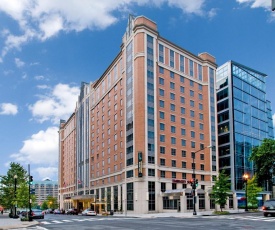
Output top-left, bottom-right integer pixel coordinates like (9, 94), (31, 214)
(82, 209), (97, 216)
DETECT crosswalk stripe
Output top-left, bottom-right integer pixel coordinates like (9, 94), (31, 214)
(52, 220), (63, 223)
(62, 219), (73, 222)
(40, 221), (51, 225)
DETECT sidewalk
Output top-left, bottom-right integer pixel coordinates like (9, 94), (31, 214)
(0, 213), (38, 230)
(106, 209), (248, 218)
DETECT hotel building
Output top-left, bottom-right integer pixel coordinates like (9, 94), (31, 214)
(216, 61), (274, 205)
(59, 15), (220, 214)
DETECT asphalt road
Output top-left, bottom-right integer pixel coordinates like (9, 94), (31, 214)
(26, 212), (275, 230)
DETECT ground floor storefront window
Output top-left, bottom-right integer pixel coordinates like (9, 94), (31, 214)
(163, 197), (178, 209)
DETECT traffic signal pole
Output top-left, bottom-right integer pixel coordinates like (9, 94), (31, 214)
(28, 164), (33, 221)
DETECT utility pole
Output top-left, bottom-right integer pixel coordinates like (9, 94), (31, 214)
(28, 164), (33, 221)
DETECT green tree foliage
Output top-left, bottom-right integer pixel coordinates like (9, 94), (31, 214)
(0, 162), (28, 209)
(247, 176), (262, 207)
(212, 170), (231, 211)
(46, 196), (58, 209)
(41, 201), (48, 210)
(250, 138), (275, 189)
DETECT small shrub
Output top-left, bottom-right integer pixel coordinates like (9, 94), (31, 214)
(213, 211), (230, 215)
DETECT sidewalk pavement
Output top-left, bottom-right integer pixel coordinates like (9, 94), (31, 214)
(0, 213), (38, 230)
(0, 209), (251, 229)
(112, 209), (248, 218)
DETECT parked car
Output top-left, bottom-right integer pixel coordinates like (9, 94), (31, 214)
(31, 209), (44, 219)
(66, 208), (79, 215)
(53, 209), (61, 214)
(82, 208), (97, 216)
(262, 199), (275, 217)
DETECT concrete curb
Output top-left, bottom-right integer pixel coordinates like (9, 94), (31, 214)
(0, 221), (38, 230)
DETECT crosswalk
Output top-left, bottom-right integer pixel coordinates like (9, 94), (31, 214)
(198, 215), (275, 222)
(40, 217), (136, 225)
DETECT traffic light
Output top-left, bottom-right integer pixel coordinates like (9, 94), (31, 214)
(195, 179), (198, 187)
(29, 176), (33, 185)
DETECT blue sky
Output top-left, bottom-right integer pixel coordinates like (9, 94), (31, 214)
(0, 0), (274, 180)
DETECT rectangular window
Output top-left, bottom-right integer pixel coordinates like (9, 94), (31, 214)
(180, 96), (185, 104)
(160, 135), (165, 142)
(171, 148), (176, 156)
(170, 82), (175, 89)
(189, 60), (194, 77)
(191, 131), (195, 138)
(199, 103), (203, 110)
(198, 64), (202, 80)
(200, 154), (204, 160)
(190, 90), (194, 97)
(170, 103), (175, 111)
(171, 126), (176, 133)
(159, 44), (164, 63)
(171, 137), (176, 145)
(148, 168), (155, 176)
(160, 171), (166, 178)
(159, 89), (164, 96)
(190, 80), (194, 87)
(200, 134), (204, 140)
(170, 93), (175, 100)
(200, 164), (205, 171)
(199, 123), (204, 130)
(159, 66), (164, 74)
(190, 110), (195, 117)
(172, 172), (176, 178)
(181, 139), (186, 146)
(190, 120), (195, 127)
(159, 77), (164, 85)
(159, 100), (165, 108)
(161, 182), (166, 192)
(160, 146), (165, 154)
(180, 86), (185, 93)
(160, 123), (165, 130)
(181, 118), (185, 125)
(182, 173), (186, 179)
(171, 115), (175, 122)
(180, 75), (184, 83)
(180, 55), (184, 72)
(160, 158), (165, 166)
(170, 71), (174, 79)
(182, 150), (186, 157)
(181, 107), (185, 115)
(160, 111), (165, 119)
(170, 50), (174, 67)
(190, 100), (195, 107)
(182, 161), (186, 168)
(171, 160), (176, 167)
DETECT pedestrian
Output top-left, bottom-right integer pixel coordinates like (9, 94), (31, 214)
(1, 210), (3, 215)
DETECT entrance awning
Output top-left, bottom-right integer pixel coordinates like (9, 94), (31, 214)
(71, 194), (96, 200)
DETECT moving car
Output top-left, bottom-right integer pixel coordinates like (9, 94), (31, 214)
(31, 209), (44, 219)
(82, 208), (97, 216)
(66, 208), (79, 215)
(262, 199), (275, 217)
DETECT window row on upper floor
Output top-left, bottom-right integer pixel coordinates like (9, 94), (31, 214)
(158, 44), (203, 81)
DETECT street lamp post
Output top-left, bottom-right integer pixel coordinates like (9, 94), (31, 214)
(243, 173), (249, 212)
(192, 145), (212, 216)
(13, 175), (18, 218)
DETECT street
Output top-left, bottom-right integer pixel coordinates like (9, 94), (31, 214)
(10, 212), (275, 230)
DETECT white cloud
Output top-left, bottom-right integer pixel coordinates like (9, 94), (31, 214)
(34, 75), (45, 80)
(236, 0), (270, 8)
(14, 58), (25, 67)
(33, 166), (58, 180)
(0, 103), (18, 115)
(29, 83), (79, 124)
(0, 0), (210, 60)
(10, 126), (59, 166)
(37, 84), (50, 89)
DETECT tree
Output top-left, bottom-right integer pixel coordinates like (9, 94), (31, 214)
(247, 175), (262, 208)
(0, 162), (28, 211)
(46, 196), (58, 209)
(249, 138), (275, 190)
(41, 201), (48, 210)
(211, 170), (231, 211)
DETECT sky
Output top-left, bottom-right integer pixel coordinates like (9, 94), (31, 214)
(0, 0), (275, 181)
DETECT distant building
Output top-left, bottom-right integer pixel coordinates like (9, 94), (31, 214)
(216, 61), (274, 205)
(31, 178), (58, 205)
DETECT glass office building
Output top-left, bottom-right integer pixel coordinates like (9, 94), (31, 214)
(217, 61), (274, 195)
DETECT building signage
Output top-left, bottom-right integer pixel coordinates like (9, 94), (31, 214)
(138, 151), (143, 177)
(172, 179), (187, 184)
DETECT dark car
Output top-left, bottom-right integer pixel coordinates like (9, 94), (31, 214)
(31, 209), (44, 219)
(262, 199), (275, 217)
(66, 208), (79, 215)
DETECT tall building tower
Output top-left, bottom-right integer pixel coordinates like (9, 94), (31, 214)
(60, 15), (219, 214)
(216, 61), (274, 204)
